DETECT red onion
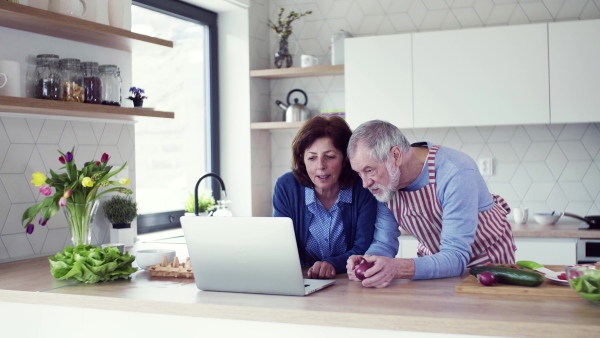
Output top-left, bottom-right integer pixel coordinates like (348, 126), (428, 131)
(477, 271), (497, 286)
(354, 260), (375, 281)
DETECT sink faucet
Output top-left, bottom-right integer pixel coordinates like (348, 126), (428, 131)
(194, 173), (227, 216)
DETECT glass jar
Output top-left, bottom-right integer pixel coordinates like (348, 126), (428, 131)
(33, 54), (61, 100)
(81, 62), (102, 104)
(59, 58), (84, 102)
(99, 65), (122, 106)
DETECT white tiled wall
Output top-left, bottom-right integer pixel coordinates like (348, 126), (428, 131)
(249, 0), (600, 216)
(0, 116), (136, 263)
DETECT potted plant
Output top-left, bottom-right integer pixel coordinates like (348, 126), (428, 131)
(127, 86), (147, 107)
(102, 195), (138, 228)
(184, 189), (215, 215)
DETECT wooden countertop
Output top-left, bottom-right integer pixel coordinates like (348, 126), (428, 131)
(0, 257), (598, 337)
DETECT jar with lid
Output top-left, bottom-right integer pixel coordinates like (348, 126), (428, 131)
(81, 62), (102, 104)
(33, 54), (61, 100)
(99, 65), (122, 106)
(59, 58), (84, 102)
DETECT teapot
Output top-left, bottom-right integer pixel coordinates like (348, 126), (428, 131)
(275, 89), (311, 122)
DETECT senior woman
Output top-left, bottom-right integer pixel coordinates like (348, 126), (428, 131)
(273, 116), (393, 279)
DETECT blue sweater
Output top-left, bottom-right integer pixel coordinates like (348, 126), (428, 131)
(272, 172), (377, 273)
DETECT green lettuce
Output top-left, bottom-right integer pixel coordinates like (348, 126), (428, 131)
(569, 269), (600, 303)
(49, 245), (137, 283)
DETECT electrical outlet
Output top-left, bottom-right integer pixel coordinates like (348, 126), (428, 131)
(478, 158), (493, 176)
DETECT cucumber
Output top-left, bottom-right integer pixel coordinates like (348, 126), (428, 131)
(469, 265), (544, 287)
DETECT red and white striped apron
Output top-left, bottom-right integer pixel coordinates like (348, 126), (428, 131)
(387, 146), (516, 266)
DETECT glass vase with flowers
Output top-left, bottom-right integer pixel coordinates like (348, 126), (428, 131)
(268, 8), (312, 68)
(22, 148), (132, 246)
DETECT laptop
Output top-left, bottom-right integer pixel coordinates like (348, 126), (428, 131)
(180, 216), (336, 296)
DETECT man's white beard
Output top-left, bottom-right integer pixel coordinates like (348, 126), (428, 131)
(370, 159), (401, 203)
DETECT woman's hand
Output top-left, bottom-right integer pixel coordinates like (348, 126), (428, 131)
(307, 261), (336, 279)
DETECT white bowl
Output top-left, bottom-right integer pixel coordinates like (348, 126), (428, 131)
(135, 249), (176, 269)
(533, 213), (561, 225)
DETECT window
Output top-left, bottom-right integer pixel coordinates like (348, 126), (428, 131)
(132, 0), (219, 233)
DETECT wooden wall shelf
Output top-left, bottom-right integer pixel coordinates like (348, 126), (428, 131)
(0, 2), (173, 51)
(250, 65), (344, 79)
(250, 121), (304, 130)
(0, 96), (174, 121)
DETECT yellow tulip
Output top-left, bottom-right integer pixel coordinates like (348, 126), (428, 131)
(31, 172), (47, 187)
(82, 177), (94, 187)
(119, 178), (130, 185)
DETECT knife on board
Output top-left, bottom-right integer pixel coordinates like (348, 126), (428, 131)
(516, 260), (559, 277)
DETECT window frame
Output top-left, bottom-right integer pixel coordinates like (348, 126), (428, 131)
(133, 0), (220, 234)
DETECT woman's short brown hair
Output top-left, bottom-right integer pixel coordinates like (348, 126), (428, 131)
(291, 116), (357, 188)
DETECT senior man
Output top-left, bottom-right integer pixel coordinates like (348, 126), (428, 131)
(346, 120), (516, 288)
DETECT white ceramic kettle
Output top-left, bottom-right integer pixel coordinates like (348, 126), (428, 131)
(48, 0), (87, 18)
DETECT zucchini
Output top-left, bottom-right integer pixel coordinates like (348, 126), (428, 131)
(469, 265), (544, 287)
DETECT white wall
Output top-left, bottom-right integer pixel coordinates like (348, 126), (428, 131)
(249, 0), (600, 217)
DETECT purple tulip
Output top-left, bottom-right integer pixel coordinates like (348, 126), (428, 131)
(101, 153), (109, 163)
(59, 156), (65, 164)
(65, 152), (73, 163)
(38, 217), (47, 226)
(59, 197), (67, 207)
(26, 224), (34, 234)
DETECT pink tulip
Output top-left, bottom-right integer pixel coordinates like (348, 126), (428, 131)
(59, 197), (67, 207)
(39, 184), (52, 197)
(63, 189), (72, 198)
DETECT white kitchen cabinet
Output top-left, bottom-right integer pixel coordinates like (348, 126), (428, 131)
(549, 19), (600, 123)
(345, 34), (413, 130)
(514, 238), (577, 266)
(397, 236), (419, 258)
(413, 24), (549, 128)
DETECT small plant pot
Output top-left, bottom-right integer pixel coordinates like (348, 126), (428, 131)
(112, 223), (131, 229)
(132, 98), (144, 107)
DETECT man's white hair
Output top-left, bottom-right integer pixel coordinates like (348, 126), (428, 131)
(348, 120), (411, 162)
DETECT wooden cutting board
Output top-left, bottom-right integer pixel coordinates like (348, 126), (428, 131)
(455, 265), (577, 298)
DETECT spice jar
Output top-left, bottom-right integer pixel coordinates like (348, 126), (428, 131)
(59, 58), (84, 102)
(33, 54), (61, 100)
(99, 64), (122, 106)
(81, 62), (102, 104)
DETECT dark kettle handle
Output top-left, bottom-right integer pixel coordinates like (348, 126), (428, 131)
(286, 89), (308, 106)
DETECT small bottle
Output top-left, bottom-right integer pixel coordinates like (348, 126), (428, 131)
(81, 62), (102, 104)
(33, 54), (61, 100)
(59, 58), (84, 102)
(212, 200), (233, 217)
(99, 65), (122, 106)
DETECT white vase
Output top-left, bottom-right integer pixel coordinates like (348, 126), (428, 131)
(108, 0), (131, 30)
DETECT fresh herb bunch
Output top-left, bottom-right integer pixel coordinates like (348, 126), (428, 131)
(102, 195), (138, 224)
(127, 86), (147, 101)
(184, 190), (215, 213)
(22, 147), (132, 234)
(268, 7), (312, 38)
